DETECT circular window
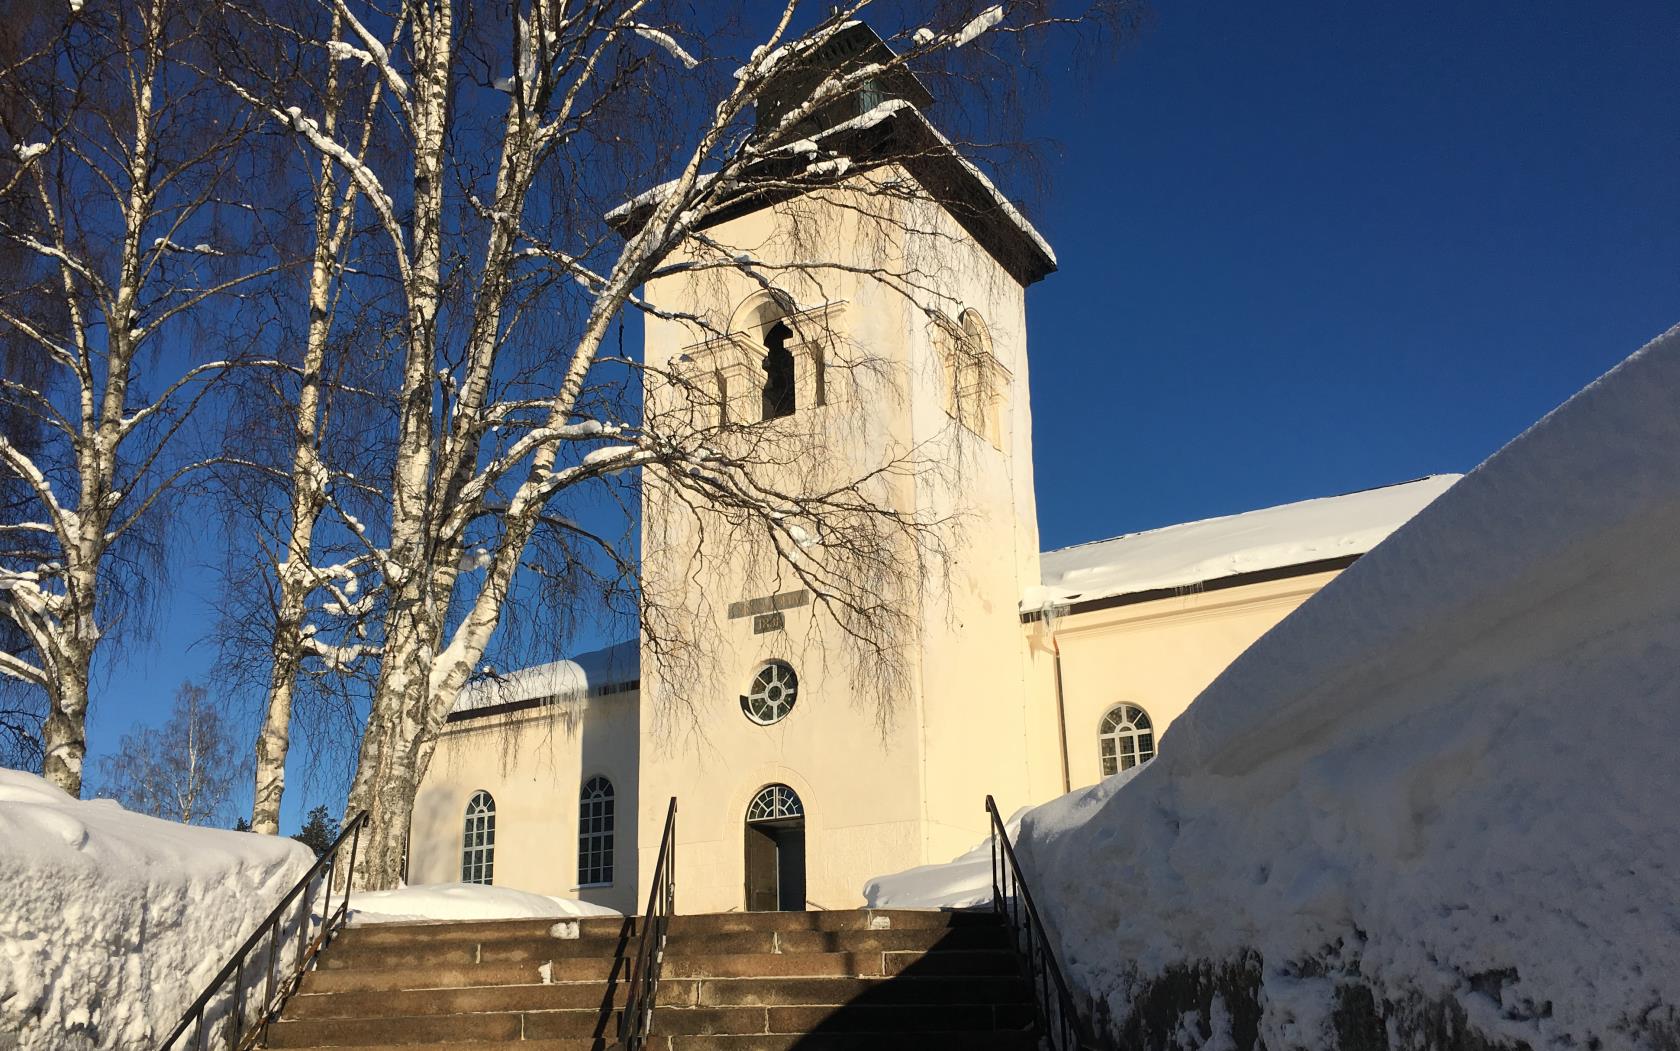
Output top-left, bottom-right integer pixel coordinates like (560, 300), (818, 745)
(740, 661), (798, 725)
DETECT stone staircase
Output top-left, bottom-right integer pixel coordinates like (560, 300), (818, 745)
(262, 908), (1038, 1050)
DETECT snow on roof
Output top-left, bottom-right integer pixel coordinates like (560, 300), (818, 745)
(1032, 474), (1460, 609)
(452, 639), (639, 716)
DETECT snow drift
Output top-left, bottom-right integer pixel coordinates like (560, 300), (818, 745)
(347, 883), (620, 925)
(0, 769), (314, 1050)
(1015, 325), (1680, 1049)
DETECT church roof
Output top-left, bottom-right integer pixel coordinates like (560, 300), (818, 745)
(449, 639), (639, 721)
(1028, 475), (1461, 615)
(605, 101), (1057, 286)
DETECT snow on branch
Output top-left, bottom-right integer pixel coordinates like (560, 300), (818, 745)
(0, 648), (46, 688)
(327, 1), (409, 99)
(955, 6), (1006, 48)
(630, 24), (698, 69)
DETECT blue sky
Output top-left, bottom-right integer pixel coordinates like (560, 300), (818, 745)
(81, 0), (1679, 829)
(1025, 0), (1678, 547)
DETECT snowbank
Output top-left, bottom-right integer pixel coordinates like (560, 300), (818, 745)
(1014, 324), (1680, 1049)
(863, 806), (1025, 910)
(347, 883), (620, 925)
(0, 769), (314, 1050)
(863, 773), (1146, 910)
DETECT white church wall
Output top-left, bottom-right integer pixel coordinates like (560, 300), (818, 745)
(1046, 569), (1340, 790)
(409, 692), (642, 915)
(899, 192), (1063, 863)
(636, 180), (933, 913)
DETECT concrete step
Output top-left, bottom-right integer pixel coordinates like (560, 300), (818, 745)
(267, 1002), (1034, 1047)
(265, 1044), (603, 1051)
(270, 1036), (1035, 1051)
(662, 1036), (1036, 1051)
(321, 924), (1009, 969)
(660, 975), (1034, 1009)
(265, 910), (1035, 1050)
(286, 974), (1033, 1020)
(302, 947), (1018, 994)
(657, 1002), (1036, 1035)
(334, 909), (996, 951)
(266, 1009), (618, 1046)
(299, 956), (623, 994)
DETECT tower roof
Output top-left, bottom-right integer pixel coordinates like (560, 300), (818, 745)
(606, 24), (1056, 286)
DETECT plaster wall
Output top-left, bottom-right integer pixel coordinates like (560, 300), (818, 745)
(635, 178), (931, 914)
(898, 195), (1061, 862)
(1041, 570), (1342, 790)
(409, 692), (642, 914)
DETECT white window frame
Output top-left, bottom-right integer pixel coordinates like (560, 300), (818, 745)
(577, 775), (615, 887)
(1098, 704), (1156, 776)
(746, 783), (804, 822)
(462, 790), (496, 885)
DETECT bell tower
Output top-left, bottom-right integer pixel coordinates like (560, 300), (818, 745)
(618, 21), (1064, 912)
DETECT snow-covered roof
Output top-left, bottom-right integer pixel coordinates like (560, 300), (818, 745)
(450, 639), (639, 718)
(1030, 475), (1460, 611)
(605, 102), (1056, 286)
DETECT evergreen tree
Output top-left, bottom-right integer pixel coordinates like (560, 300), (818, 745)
(291, 805), (340, 857)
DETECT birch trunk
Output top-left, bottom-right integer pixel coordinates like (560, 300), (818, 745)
(248, 34), (357, 835)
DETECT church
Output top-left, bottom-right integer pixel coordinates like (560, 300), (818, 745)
(404, 23), (1454, 916)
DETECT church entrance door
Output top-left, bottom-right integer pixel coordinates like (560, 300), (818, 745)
(743, 784), (806, 912)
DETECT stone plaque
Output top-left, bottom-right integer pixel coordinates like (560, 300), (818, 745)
(752, 611), (785, 634)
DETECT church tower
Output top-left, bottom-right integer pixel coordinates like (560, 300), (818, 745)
(624, 22), (1062, 913)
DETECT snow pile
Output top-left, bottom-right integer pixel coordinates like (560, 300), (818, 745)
(0, 769), (314, 1050)
(347, 883), (620, 925)
(1033, 474), (1458, 609)
(863, 770), (1146, 910)
(1013, 325), (1680, 1049)
(863, 806), (1025, 910)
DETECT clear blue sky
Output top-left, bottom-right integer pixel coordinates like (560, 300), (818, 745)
(1025, 0), (1677, 547)
(83, 0), (1679, 829)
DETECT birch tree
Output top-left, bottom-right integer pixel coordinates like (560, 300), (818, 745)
(0, 0), (277, 794)
(224, 0), (1108, 885)
(201, 1), (395, 836)
(95, 679), (239, 824)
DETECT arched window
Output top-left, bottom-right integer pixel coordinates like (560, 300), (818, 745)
(746, 783), (804, 822)
(740, 660), (799, 725)
(578, 776), (615, 886)
(1099, 704), (1155, 776)
(939, 310), (1005, 447)
(461, 790), (496, 885)
(761, 321), (796, 420)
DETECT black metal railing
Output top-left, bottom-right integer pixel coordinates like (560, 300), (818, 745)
(617, 797), (677, 1050)
(987, 794), (1098, 1050)
(158, 811), (369, 1051)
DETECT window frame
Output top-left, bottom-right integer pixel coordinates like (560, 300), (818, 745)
(461, 789), (496, 886)
(1098, 703), (1156, 777)
(740, 660), (799, 725)
(746, 783), (805, 822)
(577, 775), (615, 888)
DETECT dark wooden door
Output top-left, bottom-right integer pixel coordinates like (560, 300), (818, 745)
(744, 823), (779, 912)
(775, 825), (806, 911)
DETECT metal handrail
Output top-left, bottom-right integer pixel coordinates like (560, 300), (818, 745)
(986, 795), (1100, 1050)
(158, 810), (369, 1051)
(617, 797), (677, 1050)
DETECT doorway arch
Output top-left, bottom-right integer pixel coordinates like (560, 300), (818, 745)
(744, 783), (806, 912)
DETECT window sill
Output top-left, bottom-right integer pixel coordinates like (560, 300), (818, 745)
(572, 882), (614, 890)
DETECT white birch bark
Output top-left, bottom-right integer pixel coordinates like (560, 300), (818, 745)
(0, 0), (277, 795)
